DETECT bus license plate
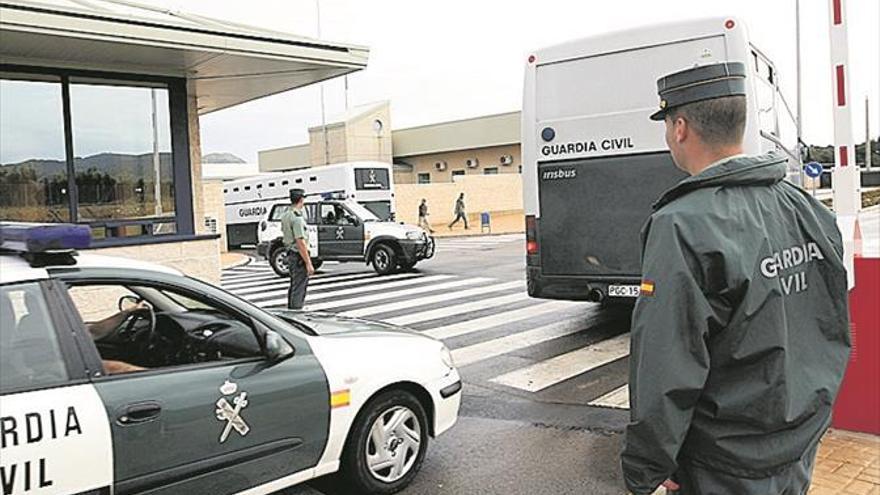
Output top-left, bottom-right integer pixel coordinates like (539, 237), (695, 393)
(608, 285), (640, 298)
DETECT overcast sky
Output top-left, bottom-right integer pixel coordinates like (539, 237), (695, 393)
(162, 0), (879, 163)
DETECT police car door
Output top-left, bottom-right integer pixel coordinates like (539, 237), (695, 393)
(0, 280), (113, 495)
(58, 275), (330, 495)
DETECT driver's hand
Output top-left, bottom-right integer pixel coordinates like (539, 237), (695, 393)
(126, 301), (149, 314)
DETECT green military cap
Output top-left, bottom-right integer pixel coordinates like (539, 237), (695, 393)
(289, 188), (306, 202)
(650, 62), (747, 121)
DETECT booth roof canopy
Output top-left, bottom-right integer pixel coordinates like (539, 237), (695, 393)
(0, 0), (369, 114)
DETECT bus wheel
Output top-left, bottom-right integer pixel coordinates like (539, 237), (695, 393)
(269, 247), (290, 278)
(371, 245), (397, 275)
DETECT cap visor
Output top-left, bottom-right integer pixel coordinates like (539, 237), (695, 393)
(649, 109), (666, 121)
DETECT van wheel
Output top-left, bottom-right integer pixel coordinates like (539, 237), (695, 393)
(371, 245), (397, 275)
(269, 247), (289, 278)
(340, 390), (429, 494)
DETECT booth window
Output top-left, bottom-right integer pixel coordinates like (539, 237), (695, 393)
(0, 67), (194, 245)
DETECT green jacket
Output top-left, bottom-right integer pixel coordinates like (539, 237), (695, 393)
(621, 152), (850, 494)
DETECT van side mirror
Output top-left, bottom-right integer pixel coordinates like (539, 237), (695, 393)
(265, 330), (294, 362)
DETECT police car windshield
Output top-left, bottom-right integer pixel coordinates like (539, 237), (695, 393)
(270, 204), (291, 221)
(343, 201), (379, 222)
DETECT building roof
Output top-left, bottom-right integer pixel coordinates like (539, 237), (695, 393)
(308, 100), (389, 131)
(0, 0), (369, 113)
(391, 111), (521, 157)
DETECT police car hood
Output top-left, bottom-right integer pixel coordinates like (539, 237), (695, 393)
(271, 309), (426, 339)
(365, 221), (424, 238)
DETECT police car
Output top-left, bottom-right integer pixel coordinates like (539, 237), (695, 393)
(257, 197), (434, 277)
(0, 223), (461, 495)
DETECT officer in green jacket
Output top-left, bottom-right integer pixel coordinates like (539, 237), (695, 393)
(621, 62), (851, 494)
(281, 188), (314, 309)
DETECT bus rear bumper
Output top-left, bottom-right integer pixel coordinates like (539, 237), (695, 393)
(527, 267), (640, 303)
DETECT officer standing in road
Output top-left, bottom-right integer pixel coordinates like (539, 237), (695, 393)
(621, 62), (851, 495)
(281, 188), (314, 309)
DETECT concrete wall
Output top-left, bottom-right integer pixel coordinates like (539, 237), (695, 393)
(310, 103), (392, 166)
(395, 174), (523, 225)
(394, 144), (521, 184)
(202, 179), (227, 252)
(259, 144), (311, 172)
(90, 237), (222, 284)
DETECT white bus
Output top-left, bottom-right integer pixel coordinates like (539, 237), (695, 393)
(223, 161), (395, 248)
(522, 17), (799, 303)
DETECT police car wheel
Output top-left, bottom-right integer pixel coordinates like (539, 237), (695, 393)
(341, 389), (429, 494)
(269, 247), (289, 278)
(371, 245), (397, 275)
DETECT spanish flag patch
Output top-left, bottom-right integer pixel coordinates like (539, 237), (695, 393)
(331, 389), (351, 409)
(640, 280), (655, 297)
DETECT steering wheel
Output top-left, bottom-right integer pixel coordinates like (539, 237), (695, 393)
(120, 300), (156, 338)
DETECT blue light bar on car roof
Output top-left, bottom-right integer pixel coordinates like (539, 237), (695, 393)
(0, 222), (91, 253)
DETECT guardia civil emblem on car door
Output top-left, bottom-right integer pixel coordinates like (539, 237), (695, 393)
(215, 380), (250, 443)
(336, 226), (345, 240)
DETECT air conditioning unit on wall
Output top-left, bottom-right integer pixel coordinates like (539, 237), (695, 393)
(434, 161), (447, 171)
(500, 154), (514, 166)
(466, 158), (479, 169)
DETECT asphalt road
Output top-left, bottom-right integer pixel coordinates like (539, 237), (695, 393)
(232, 234), (634, 495)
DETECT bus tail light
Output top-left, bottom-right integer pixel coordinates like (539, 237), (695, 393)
(526, 215), (538, 255)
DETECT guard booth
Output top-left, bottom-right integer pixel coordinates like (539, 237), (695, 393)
(0, 0), (369, 283)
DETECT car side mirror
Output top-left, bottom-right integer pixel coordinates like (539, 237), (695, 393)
(265, 330), (294, 362)
(118, 295), (141, 312)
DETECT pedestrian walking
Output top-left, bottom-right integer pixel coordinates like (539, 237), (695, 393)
(280, 188), (315, 309)
(448, 192), (468, 230)
(418, 198), (434, 233)
(621, 62), (850, 495)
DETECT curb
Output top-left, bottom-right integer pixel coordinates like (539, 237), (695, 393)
(222, 254), (252, 270)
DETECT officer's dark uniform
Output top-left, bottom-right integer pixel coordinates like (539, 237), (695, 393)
(281, 189), (310, 310)
(621, 63), (851, 495)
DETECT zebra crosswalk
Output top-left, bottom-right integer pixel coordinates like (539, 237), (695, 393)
(433, 233), (524, 252)
(220, 260), (632, 409)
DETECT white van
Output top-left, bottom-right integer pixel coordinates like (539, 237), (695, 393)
(224, 161), (395, 248)
(522, 17), (799, 303)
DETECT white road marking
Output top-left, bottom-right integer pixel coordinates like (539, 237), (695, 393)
(306, 274), (452, 300)
(307, 277), (492, 311)
(386, 292), (531, 327)
(423, 300), (583, 339)
(589, 385), (630, 409)
(451, 316), (587, 367)
(341, 281), (524, 318)
(489, 333), (630, 392)
(229, 272), (413, 296)
(242, 273), (432, 307)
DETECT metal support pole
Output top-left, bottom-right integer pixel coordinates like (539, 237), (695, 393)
(315, 0), (330, 166)
(151, 88), (162, 216)
(796, 0), (803, 156)
(867, 97), (873, 171)
(828, 0), (861, 288)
